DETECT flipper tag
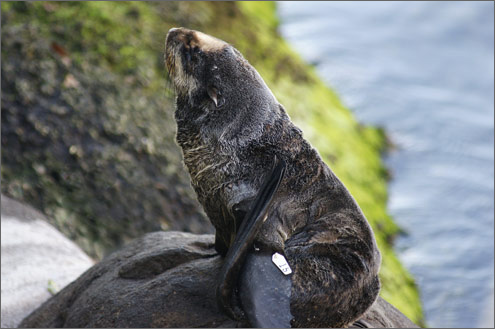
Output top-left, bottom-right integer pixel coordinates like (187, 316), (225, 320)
(272, 252), (292, 275)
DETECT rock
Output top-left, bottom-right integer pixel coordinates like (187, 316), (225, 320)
(1, 8), (211, 259)
(20, 231), (418, 328)
(1, 195), (94, 328)
(350, 298), (418, 328)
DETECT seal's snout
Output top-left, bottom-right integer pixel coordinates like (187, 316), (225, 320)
(165, 27), (209, 95)
(165, 27), (195, 78)
(165, 27), (187, 59)
(166, 28), (179, 45)
(167, 27), (180, 34)
(165, 27), (189, 48)
(165, 27), (187, 78)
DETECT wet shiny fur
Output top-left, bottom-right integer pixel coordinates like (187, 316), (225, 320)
(165, 27), (381, 327)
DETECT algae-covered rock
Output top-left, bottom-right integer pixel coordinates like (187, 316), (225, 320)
(1, 2), (423, 323)
(19, 231), (418, 328)
(1, 3), (211, 259)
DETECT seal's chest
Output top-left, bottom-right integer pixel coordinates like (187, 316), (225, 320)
(182, 142), (236, 194)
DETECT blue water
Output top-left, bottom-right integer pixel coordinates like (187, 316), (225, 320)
(278, 2), (494, 328)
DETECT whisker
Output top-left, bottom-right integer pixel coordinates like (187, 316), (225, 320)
(163, 49), (176, 98)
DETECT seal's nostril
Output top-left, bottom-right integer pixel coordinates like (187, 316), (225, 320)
(166, 27), (183, 42)
(167, 28), (179, 40)
(167, 27), (191, 37)
(166, 27), (192, 47)
(166, 29), (181, 50)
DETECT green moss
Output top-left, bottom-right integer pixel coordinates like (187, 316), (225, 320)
(1, 1), (423, 324)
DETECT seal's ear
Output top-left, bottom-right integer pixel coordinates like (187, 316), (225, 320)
(207, 86), (225, 108)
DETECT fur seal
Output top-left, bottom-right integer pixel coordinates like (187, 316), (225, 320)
(165, 27), (381, 328)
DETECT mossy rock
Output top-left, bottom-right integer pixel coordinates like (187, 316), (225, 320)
(0, 1), (423, 324)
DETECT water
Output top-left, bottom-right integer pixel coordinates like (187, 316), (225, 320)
(278, 2), (494, 328)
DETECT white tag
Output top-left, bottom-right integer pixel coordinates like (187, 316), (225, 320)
(272, 252), (292, 275)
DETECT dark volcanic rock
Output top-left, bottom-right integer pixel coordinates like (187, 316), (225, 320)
(19, 232), (234, 328)
(19, 231), (418, 328)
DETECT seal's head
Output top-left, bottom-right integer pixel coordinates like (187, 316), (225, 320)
(165, 28), (281, 143)
(165, 27), (227, 101)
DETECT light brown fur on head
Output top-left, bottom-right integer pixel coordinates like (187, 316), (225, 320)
(189, 30), (227, 52)
(168, 28), (227, 53)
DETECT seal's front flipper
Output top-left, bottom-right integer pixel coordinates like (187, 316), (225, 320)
(238, 249), (293, 328)
(217, 158), (286, 321)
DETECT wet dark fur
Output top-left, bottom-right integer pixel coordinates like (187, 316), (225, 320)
(165, 28), (381, 328)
